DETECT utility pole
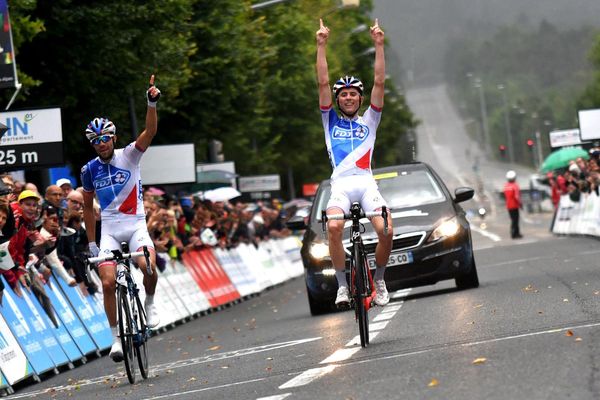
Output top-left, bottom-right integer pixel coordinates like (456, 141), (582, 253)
(474, 78), (491, 155)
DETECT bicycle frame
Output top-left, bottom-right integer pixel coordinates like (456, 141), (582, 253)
(322, 202), (388, 347)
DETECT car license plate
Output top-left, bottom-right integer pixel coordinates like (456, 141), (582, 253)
(368, 251), (413, 268)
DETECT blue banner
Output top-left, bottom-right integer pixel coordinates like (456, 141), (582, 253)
(0, 279), (55, 376)
(46, 276), (97, 356)
(38, 280), (83, 363)
(20, 284), (69, 368)
(55, 276), (111, 351)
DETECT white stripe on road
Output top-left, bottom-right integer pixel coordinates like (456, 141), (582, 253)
(345, 331), (380, 347)
(382, 304), (403, 312)
(392, 289), (412, 299)
(373, 311), (396, 322)
(146, 378), (267, 399)
(470, 226), (502, 242)
(320, 347), (361, 364)
(256, 394), (292, 400)
(274, 289), (411, 394)
(368, 321), (389, 331)
(279, 365), (337, 389)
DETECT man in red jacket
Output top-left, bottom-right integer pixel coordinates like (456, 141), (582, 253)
(503, 170), (523, 239)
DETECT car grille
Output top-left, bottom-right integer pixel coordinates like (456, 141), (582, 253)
(346, 232), (426, 255)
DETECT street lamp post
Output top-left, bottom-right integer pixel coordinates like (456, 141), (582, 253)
(497, 84), (514, 163)
(473, 78), (491, 155)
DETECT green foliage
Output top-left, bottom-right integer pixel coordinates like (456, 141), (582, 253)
(445, 20), (598, 167)
(5, 0), (416, 197)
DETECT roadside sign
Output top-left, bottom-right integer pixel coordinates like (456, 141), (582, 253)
(549, 129), (582, 148)
(0, 108), (63, 170)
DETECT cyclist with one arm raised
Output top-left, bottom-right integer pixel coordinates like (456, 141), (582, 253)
(316, 18), (393, 307)
(81, 75), (161, 362)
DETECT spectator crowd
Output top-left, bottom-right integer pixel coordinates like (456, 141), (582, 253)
(546, 148), (600, 207)
(0, 173), (294, 322)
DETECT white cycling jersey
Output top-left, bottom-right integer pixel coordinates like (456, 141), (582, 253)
(81, 142), (145, 222)
(321, 104), (382, 181)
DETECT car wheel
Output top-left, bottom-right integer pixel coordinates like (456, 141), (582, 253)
(307, 287), (331, 316)
(455, 257), (479, 289)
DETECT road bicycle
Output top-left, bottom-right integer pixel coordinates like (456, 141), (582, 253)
(88, 243), (152, 384)
(322, 202), (389, 348)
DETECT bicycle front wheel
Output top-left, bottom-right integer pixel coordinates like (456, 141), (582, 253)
(134, 295), (149, 379)
(118, 285), (137, 383)
(353, 243), (369, 348)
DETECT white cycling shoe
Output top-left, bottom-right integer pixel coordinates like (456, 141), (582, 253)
(109, 340), (123, 363)
(373, 279), (390, 306)
(145, 302), (160, 328)
(335, 286), (350, 306)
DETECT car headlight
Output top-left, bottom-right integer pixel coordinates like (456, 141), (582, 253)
(430, 216), (460, 241)
(309, 242), (330, 260)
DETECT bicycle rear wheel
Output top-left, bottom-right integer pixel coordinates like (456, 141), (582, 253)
(134, 295), (149, 379)
(118, 285), (137, 383)
(353, 243), (369, 348)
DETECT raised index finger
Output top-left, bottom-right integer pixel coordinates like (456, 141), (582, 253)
(319, 18), (324, 29)
(149, 74), (155, 87)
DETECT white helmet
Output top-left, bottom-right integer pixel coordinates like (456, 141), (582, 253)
(506, 170), (517, 181)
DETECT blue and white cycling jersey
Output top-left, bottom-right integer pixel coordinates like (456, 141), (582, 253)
(321, 104), (382, 181)
(81, 142), (145, 222)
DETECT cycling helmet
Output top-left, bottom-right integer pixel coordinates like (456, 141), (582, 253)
(506, 170), (517, 181)
(85, 117), (116, 141)
(332, 76), (364, 98)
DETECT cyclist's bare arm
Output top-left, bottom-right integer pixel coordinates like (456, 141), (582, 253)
(135, 74), (160, 152)
(370, 19), (385, 109)
(316, 18), (332, 108)
(82, 190), (96, 244)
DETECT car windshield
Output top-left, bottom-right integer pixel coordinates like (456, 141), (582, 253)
(312, 169), (446, 221)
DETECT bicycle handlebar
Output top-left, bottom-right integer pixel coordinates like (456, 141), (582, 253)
(321, 206), (389, 235)
(87, 246), (153, 275)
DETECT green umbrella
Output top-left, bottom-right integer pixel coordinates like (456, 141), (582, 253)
(540, 146), (589, 173)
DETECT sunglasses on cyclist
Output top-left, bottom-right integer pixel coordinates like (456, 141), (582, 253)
(90, 135), (113, 145)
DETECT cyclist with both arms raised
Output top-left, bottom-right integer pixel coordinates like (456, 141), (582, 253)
(81, 75), (161, 362)
(316, 18), (393, 307)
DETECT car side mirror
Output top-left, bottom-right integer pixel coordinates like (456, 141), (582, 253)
(286, 215), (308, 230)
(454, 187), (474, 203)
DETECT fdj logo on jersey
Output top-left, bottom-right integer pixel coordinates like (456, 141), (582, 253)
(94, 169), (131, 190)
(331, 125), (369, 141)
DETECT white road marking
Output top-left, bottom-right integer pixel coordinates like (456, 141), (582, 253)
(392, 289), (412, 299)
(373, 311), (396, 322)
(256, 394), (292, 400)
(146, 378), (267, 399)
(320, 347), (361, 364)
(369, 321), (389, 331)
(382, 304), (403, 312)
(470, 225), (502, 242)
(12, 337), (321, 399)
(279, 365), (337, 389)
(272, 289), (412, 394)
(333, 321), (600, 371)
(462, 322), (600, 347)
(346, 331), (380, 347)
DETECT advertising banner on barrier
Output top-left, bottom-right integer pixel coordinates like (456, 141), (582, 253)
(169, 260), (211, 315)
(20, 286), (69, 368)
(181, 251), (218, 308)
(55, 276), (111, 351)
(236, 243), (272, 291)
(33, 281), (81, 363)
(0, 312), (32, 385)
(46, 276), (97, 356)
(199, 249), (240, 303)
(0, 280), (55, 376)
